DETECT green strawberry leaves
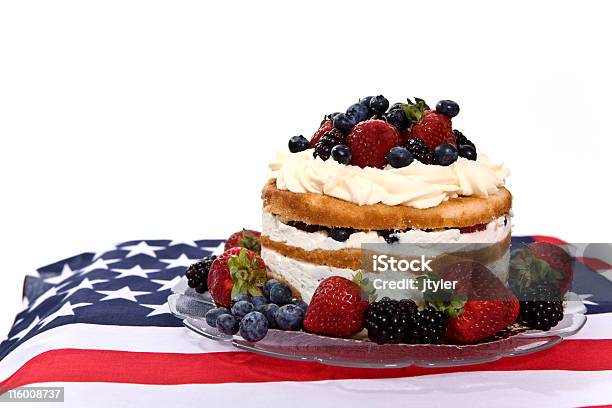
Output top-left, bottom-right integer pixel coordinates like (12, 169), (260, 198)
(238, 229), (261, 254)
(352, 271), (377, 302)
(401, 97), (429, 125)
(228, 248), (266, 299)
(510, 247), (565, 293)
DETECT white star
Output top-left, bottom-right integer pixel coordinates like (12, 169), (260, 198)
(160, 254), (199, 269)
(111, 265), (160, 279)
(141, 303), (171, 317)
(578, 293), (599, 305)
(167, 240), (199, 248)
(59, 278), (106, 298)
(39, 301), (91, 328)
(151, 275), (183, 291)
(10, 316), (40, 341)
(44, 264), (74, 285)
(201, 242), (225, 255)
(79, 257), (115, 274)
(29, 287), (59, 311)
(98, 286), (150, 302)
(121, 241), (165, 258)
(600, 269), (612, 282)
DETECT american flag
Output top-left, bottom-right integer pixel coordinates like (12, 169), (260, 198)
(1, 236), (612, 407)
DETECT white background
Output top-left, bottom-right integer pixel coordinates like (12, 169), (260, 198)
(0, 0), (610, 336)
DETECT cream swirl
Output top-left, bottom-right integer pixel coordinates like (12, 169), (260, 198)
(268, 149), (509, 209)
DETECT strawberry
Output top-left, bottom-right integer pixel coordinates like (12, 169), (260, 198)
(346, 120), (401, 169)
(428, 262), (519, 344)
(303, 273), (375, 338)
(509, 242), (573, 295)
(310, 119), (333, 148)
(207, 247), (267, 307)
(409, 110), (456, 151)
(224, 229), (261, 253)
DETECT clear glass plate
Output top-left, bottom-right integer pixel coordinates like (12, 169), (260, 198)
(168, 278), (587, 368)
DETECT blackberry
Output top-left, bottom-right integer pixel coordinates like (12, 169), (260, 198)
(364, 298), (417, 344)
(404, 306), (448, 344)
(453, 129), (475, 148)
(313, 129), (345, 161)
(518, 284), (564, 331)
(378, 230), (399, 244)
(185, 255), (216, 293)
(404, 137), (435, 164)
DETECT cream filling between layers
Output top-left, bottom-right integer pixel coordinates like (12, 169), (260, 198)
(261, 247), (510, 304)
(268, 149), (509, 209)
(262, 212), (510, 251)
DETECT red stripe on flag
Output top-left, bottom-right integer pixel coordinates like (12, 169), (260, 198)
(531, 235), (569, 244)
(577, 257), (612, 272)
(1, 340), (612, 390)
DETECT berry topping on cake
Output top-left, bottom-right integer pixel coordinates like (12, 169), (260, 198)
(453, 129), (475, 148)
(185, 255), (216, 293)
(386, 146), (414, 168)
(384, 107), (410, 132)
(303, 273), (375, 338)
(313, 129), (345, 161)
(310, 119), (333, 147)
(207, 248), (267, 307)
(368, 95), (390, 115)
(435, 99), (460, 118)
(409, 110), (456, 151)
(288, 135), (310, 153)
(224, 229), (261, 253)
(516, 283), (564, 331)
(347, 119), (401, 169)
(434, 143), (459, 166)
(458, 144), (477, 160)
(346, 103), (370, 123)
(333, 112), (358, 135)
(404, 137), (435, 164)
(330, 144), (352, 164)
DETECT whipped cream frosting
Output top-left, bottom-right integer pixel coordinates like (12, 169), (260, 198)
(262, 212), (510, 251)
(268, 150), (509, 209)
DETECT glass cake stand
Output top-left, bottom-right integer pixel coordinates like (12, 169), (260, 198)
(168, 277), (587, 368)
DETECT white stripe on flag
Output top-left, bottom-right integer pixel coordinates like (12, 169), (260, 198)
(33, 370), (612, 408)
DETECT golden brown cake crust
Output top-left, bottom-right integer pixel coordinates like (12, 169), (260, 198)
(262, 233), (511, 271)
(262, 179), (512, 230)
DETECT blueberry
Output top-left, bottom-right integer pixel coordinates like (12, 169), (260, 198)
(232, 293), (251, 305)
(231, 300), (255, 319)
(250, 296), (268, 308)
(292, 299), (308, 313)
(359, 96), (374, 107)
(434, 144), (459, 166)
(330, 144), (352, 165)
(257, 303), (279, 328)
(369, 95), (389, 115)
(239, 311), (269, 342)
(458, 144), (477, 161)
(385, 108), (410, 132)
(332, 113), (357, 135)
(435, 100), (460, 118)
(386, 146), (414, 168)
(263, 279), (279, 299)
(388, 102), (403, 111)
(269, 283), (293, 305)
(216, 314), (239, 335)
(346, 103), (369, 123)
(205, 307), (230, 327)
(330, 112), (343, 120)
(329, 227), (352, 242)
(288, 135), (310, 153)
(274, 304), (304, 331)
